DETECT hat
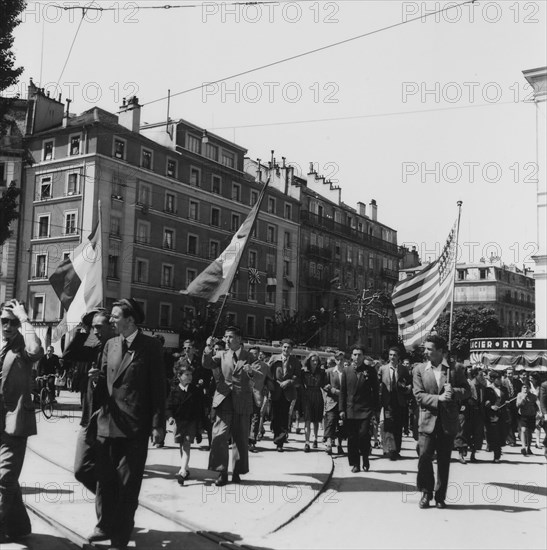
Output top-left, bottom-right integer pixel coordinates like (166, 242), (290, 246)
(115, 298), (145, 324)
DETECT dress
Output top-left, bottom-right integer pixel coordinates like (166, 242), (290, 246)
(301, 367), (327, 423)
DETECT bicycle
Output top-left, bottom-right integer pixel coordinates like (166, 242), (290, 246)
(34, 375), (56, 419)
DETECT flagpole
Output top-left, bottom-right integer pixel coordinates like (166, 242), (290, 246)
(211, 293), (229, 337)
(448, 200), (463, 355)
(97, 200), (104, 307)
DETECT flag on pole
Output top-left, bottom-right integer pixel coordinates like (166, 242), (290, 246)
(392, 220), (458, 350)
(49, 203), (103, 341)
(183, 179), (270, 302)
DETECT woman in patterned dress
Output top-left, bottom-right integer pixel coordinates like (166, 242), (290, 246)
(301, 352), (327, 452)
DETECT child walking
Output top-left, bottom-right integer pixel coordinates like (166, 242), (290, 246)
(166, 363), (203, 485)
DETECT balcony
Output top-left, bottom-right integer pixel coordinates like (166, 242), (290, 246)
(303, 275), (329, 289)
(381, 268), (399, 280)
(306, 244), (332, 260)
(300, 211), (399, 255)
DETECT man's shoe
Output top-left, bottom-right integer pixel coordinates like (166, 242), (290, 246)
(277, 445), (284, 452)
(363, 457), (370, 472)
(527, 448), (533, 455)
(249, 443), (258, 453)
(312, 440), (318, 449)
(304, 443), (310, 453)
(326, 444), (332, 455)
(521, 448), (527, 456)
(458, 454), (467, 464)
(215, 473), (228, 487)
(232, 473), (241, 483)
(435, 500), (447, 509)
(419, 493), (431, 509)
(350, 465), (360, 473)
(88, 527), (110, 542)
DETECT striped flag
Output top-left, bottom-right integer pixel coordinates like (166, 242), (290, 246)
(49, 205), (103, 341)
(392, 221), (457, 350)
(248, 267), (261, 284)
(183, 179), (270, 302)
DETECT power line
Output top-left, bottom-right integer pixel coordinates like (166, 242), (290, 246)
(142, 0), (477, 107)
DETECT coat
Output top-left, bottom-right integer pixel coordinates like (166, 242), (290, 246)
(0, 332), (44, 437)
(339, 365), (379, 420)
(413, 361), (470, 436)
(268, 354), (301, 402)
(323, 367), (343, 412)
(202, 347), (254, 415)
(95, 332), (166, 439)
(378, 363), (412, 413)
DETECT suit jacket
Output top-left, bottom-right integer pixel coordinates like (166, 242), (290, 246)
(340, 365), (379, 420)
(539, 380), (547, 416)
(202, 347), (253, 415)
(324, 367), (343, 412)
(95, 332), (166, 439)
(484, 384), (508, 424)
(378, 363), (412, 412)
(413, 361), (470, 436)
(268, 354), (301, 402)
(0, 332), (44, 437)
(166, 383), (203, 423)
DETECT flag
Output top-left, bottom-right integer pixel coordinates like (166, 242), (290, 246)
(248, 267), (261, 284)
(49, 204), (103, 341)
(392, 220), (457, 350)
(183, 179), (270, 302)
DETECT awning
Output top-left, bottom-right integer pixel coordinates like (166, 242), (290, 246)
(267, 278), (277, 286)
(469, 338), (547, 371)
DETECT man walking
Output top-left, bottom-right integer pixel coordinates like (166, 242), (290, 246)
(203, 327), (254, 485)
(339, 346), (379, 473)
(413, 335), (470, 509)
(91, 299), (165, 549)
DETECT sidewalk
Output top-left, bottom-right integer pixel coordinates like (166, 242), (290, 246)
(15, 392), (334, 549)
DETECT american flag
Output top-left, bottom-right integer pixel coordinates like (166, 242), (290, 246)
(392, 220), (457, 350)
(248, 267), (261, 284)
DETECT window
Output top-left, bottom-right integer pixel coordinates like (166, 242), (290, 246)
(141, 148), (153, 170)
(35, 254), (47, 278)
(246, 315), (256, 337)
(0, 162), (5, 186)
(159, 303), (172, 327)
(265, 317), (273, 338)
(317, 264), (323, 281)
(165, 193), (176, 214)
(161, 264), (174, 287)
(190, 167), (200, 187)
(37, 215), (50, 238)
(479, 268), (488, 280)
(40, 177), (52, 200)
(210, 240), (219, 259)
(284, 203), (292, 219)
(167, 159), (177, 178)
(112, 174), (124, 199)
(113, 138), (125, 160)
(138, 182), (151, 205)
(283, 259), (290, 277)
(227, 312), (236, 326)
(32, 295), (45, 321)
(186, 268), (197, 287)
(186, 134), (201, 154)
(64, 211), (77, 235)
(211, 207), (220, 227)
(205, 143), (218, 161)
(212, 175), (221, 194)
(284, 231), (291, 249)
(249, 250), (257, 268)
(221, 150), (235, 168)
(69, 135), (81, 156)
(267, 197), (276, 214)
(267, 225), (276, 244)
(134, 258), (148, 283)
(232, 183), (241, 202)
(248, 281), (257, 301)
(107, 255), (119, 278)
(67, 173), (79, 195)
(187, 234), (198, 255)
(230, 279), (239, 299)
(266, 253), (276, 274)
(282, 290), (289, 309)
(189, 200), (199, 220)
(250, 190), (258, 206)
(110, 214), (122, 237)
(136, 221), (150, 244)
(231, 214), (240, 232)
(43, 140), (54, 161)
(335, 242), (341, 259)
(163, 228), (175, 249)
(266, 287), (275, 304)
(457, 269), (466, 281)
(309, 262), (316, 277)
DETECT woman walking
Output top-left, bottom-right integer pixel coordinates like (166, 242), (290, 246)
(301, 353), (327, 452)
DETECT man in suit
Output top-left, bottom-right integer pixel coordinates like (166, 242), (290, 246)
(339, 346), (379, 473)
(0, 299), (44, 544)
(413, 335), (470, 509)
(539, 378), (547, 460)
(268, 339), (301, 452)
(203, 327), (254, 485)
(323, 351), (345, 455)
(247, 345), (271, 453)
(90, 299), (165, 549)
(379, 347), (412, 459)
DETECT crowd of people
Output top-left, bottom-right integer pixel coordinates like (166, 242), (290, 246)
(1, 298), (547, 548)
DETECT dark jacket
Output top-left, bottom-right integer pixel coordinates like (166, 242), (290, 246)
(166, 383), (203, 423)
(340, 364), (379, 420)
(268, 354), (301, 402)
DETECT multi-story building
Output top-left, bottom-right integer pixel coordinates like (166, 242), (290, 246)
(16, 83), (299, 346)
(246, 157), (400, 354)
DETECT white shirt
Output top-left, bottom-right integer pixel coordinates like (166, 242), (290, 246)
(123, 329), (138, 347)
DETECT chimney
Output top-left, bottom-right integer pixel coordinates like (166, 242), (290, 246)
(357, 201), (366, 217)
(118, 95), (141, 132)
(369, 199), (378, 221)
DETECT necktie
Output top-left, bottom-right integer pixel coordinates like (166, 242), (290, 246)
(391, 367), (396, 390)
(122, 338), (128, 356)
(233, 352), (238, 366)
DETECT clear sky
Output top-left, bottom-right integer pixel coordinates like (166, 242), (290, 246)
(11, 0), (547, 266)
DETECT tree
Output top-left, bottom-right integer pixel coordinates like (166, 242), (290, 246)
(1, 0), (26, 135)
(435, 307), (502, 360)
(0, 183), (21, 246)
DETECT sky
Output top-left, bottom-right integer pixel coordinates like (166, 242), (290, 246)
(10, 0), (547, 266)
